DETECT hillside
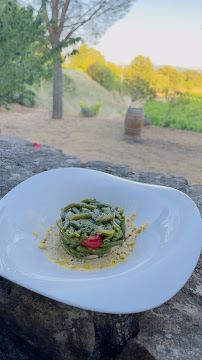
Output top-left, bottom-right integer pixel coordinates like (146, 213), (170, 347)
(33, 69), (129, 120)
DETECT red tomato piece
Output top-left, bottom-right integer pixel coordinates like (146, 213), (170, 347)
(81, 234), (102, 249)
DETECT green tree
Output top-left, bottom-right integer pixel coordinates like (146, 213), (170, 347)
(107, 62), (122, 79)
(86, 62), (120, 91)
(0, 0), (61, 107)
(124, 75), (156, 104)
(125, 55), (154, 85)
(39, 0), (136, 119)
(183, 70), (202, 90)
(156, 66), (184, 92)
(66, 43), (106, 71)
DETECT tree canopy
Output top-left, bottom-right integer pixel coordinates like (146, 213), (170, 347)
(86, 62), (120, 91)
(19, 0), (137, 118)
(0, 0), (61, 107)
(125, 55), (154, 84)
(66, 43), (106, 71)
(41, 0), (136, 43)
(65, 45), (202, 97)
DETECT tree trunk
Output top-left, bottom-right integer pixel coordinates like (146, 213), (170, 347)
(52, 56), (63, 119)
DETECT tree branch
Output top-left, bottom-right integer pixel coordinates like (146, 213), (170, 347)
(63, 2), (117, 30)
(63, 1), (105, 29)
(43, 4), (50, 25)
(52, 0), (59, 20)
(64, 0), (108, 40)
(59, 0), (71, 32)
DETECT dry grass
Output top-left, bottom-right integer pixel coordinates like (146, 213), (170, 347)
(32, 69), (129, 120)
(1, 105), (202, 185)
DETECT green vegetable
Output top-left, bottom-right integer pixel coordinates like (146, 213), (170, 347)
(57, 198), (125, 259)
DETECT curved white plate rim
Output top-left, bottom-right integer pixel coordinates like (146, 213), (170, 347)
(0, 167), (201, 313)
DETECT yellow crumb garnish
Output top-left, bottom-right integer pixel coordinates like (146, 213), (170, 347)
(38, 212), (148, 271)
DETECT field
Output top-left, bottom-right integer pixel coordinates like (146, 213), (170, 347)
(32, 69), (202, 133)
(144, 98), (202, 132)
(32, 69), (129, 120)
(1, 69), (202, 186)
(1, 104), (202, 186)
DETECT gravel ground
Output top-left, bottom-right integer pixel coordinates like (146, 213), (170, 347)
(0, 105), (202, 185)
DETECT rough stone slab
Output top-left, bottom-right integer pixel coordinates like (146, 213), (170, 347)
(117, 338), (155, 360)
(127, 171), (189, 190)
(0, 318), (47, 360)
(0, 135), (82, 199)
(183, 184), (202, 217)
(0, 135), (201, 360)
(0, 278), (139, 360)
(136, 290), (202, 360)
(85, 160), (134, 178)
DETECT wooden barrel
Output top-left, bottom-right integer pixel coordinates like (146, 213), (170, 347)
(124, 108), (144, 136)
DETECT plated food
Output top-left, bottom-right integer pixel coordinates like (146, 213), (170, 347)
(38, 198), (148, 270)
(57, 198), (126, 258)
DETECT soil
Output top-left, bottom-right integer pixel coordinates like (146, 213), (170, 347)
(0, 105), (202, 185)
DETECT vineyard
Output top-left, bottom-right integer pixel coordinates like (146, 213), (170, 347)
(144, 96), (202, 132)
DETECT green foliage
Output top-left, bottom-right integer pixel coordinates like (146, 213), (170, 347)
(144, 97), (202, 132)
(79, 101), (104, 117)
(161, 91), (201, 126)
(90, 102), (104, 116)
(183, 70), (202, 89)
(124, 75), (156, 102)
(13, 89), (39, 107)
(0, 0), (80, 108)
(0, 0), (50, 106)
(126, 55), (154, 83)
(86, 62), (120, 91)
(66, 44), (106, 71)
(155, 66), (185, 92)
(66, 45), (202, 96)
(79, 101), (87, 109)
(63, 73), (77, 96)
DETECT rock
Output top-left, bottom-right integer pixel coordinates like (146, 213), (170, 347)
(0, 318), (47, 360)
(183, 184), (202, 217)
(0, 135), (82, 199)
(81, 107), (94, 117)
(116, 338), (155, 360)
(0, 278), (95, 360)
(0, 134), (201, 360)
(135, 292), (202, 360)
(19, 97), (32, 107)
(127, 171), (189, 190)
(85, 161), (134, 178)
(0, 278), (139, 360)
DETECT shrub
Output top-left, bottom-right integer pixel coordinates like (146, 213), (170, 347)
(12, 89), (39, 107)
(79, 101), (104, 117)
(90, 102), (104, 116)
(86, 62), (120, 91)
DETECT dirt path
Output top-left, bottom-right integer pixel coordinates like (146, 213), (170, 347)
(1, 105), (202, 185)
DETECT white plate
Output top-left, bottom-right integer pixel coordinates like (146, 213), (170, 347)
(0, 168), (201, 313)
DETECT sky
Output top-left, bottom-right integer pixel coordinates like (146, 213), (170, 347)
(94, 0), (202, 69)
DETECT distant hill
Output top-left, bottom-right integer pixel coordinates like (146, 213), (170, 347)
(115, 62), (202, 74)
(153, 65), (202, 74)
(33, 69), (129, 120)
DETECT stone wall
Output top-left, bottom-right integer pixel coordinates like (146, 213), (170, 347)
(0, 135), (201, 360)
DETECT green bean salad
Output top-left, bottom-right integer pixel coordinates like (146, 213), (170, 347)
(57, 198), (126, 258)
